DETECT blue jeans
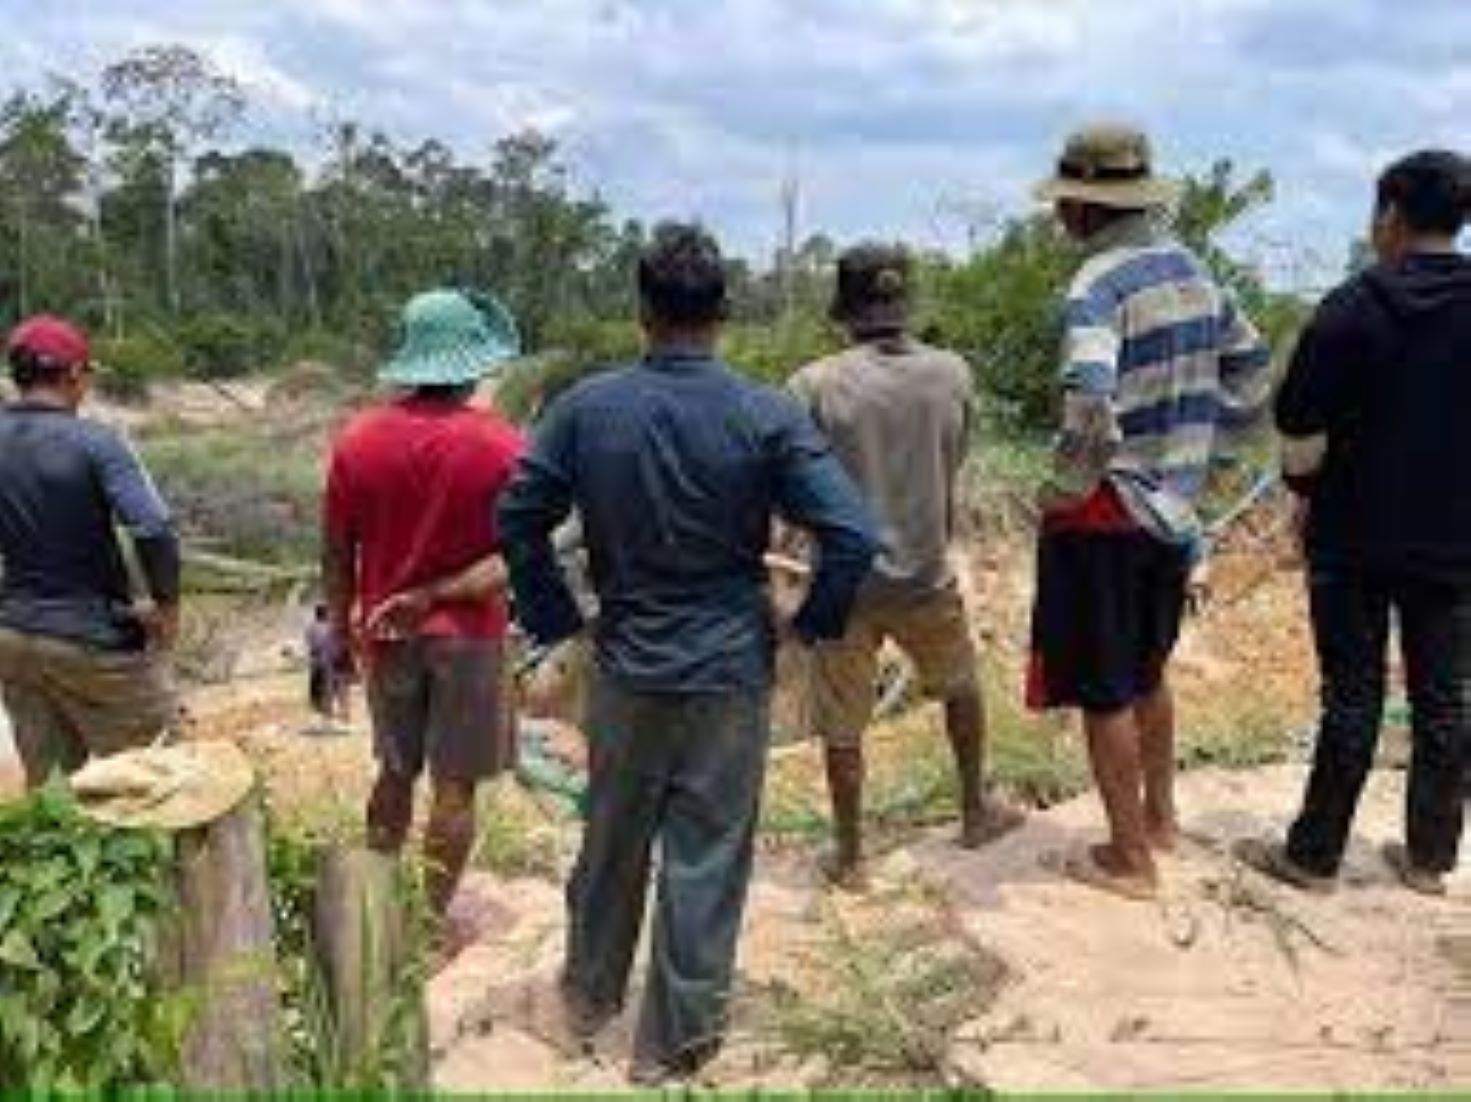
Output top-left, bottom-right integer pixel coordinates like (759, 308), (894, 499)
(563, 671), (770, 1072)
(1287, 568), (1471, 875)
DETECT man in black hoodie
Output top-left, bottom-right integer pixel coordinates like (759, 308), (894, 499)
(1239, 149), (1471, 896)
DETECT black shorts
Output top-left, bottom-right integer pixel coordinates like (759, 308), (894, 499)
(1027, 528), (1190, 713)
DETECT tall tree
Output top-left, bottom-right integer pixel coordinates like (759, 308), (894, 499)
(0, 91), (87, 320)
(183, 148), (311, 321)
(102, 45), (245, 314)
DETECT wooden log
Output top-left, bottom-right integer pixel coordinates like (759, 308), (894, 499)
(164, 796), (286, 1088)
(312, 848), (430, 1088)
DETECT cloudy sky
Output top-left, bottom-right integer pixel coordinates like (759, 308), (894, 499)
(0, 0), (1465, 287)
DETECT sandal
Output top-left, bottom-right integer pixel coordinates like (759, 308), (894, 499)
(1381, 841), (1447, 897)
(1232, 838), (1335, 895)
(1043, 845), (1158, 902)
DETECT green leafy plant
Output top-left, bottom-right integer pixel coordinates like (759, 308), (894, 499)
(0, 784), (178, 1088)
(174, 312), (285, 379)
(93, 328), (187, 402)
(266, 825), (433, 1087)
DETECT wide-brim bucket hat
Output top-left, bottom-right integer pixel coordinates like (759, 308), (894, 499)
(380, 288), (521, 388)
(71, 741), (256, 832)
(1034, 123), (1182, 210)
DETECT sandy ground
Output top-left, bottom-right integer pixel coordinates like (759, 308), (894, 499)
(428, 764), (1471, 1092)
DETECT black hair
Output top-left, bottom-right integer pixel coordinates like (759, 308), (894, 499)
(1376, 149), (1469, 236)
(411, 382), (477, 403)
(8, 347), (69, 391)
(637, 222), (728, 326)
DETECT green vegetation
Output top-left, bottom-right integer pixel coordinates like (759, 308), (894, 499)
(266, 827), (431, 1088)
(141, 423), (323, 564)
(0, 785), (179, 1088)
(759, 885), (1007, 1087)
(0, 784), (430, 1089)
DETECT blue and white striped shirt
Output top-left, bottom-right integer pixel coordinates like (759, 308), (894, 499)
(1049, 214), (1272, 542)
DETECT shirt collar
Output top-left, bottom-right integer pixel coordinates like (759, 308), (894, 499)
(644, 341), (718, 368)
(1084, 211), (1165, 255)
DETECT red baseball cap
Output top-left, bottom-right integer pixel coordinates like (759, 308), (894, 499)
(7, 315), (91, 369)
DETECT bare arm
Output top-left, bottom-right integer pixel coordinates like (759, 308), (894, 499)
(364, 553), (508, 640)
(422, 553), (507, 604)
(322, 535), (357, 665)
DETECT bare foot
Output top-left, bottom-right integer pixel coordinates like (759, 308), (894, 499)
(1044, 843), (1158, 901)
(431, 910), (482, 972)
(1146, 819), (1179, 854)
(818, 851), (870, 894)
(1089, 842), (1156, 882)
(959, 797), (1025, 849)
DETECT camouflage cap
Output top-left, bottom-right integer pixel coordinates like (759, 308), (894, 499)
(1034, 123), (1181, 210)
(829, 242), (911, 330)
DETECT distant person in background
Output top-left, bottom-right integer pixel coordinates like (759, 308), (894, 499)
(500, 223), (877, 1085)
(790, 243), (1022, 892)
(305, 603), (349, 721)
(1028, 125), (1272, 900)
(0, 315), (181, 786)
(322, 288), (524, 935)
(1240, 150), (1471, 897)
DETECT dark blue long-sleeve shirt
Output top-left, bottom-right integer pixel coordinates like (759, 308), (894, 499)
(0, 404), (179, 650)
(498, 351), (879, 694)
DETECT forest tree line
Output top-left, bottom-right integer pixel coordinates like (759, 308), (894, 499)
(0, 43), (1311, 427)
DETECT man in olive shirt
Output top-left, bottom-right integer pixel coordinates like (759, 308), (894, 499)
(791, 244), (1021, 890)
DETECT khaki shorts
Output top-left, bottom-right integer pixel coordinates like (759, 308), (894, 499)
(810, 586), (980, 746)
(0, 627), (178, 786)
(367, 637), (514, 783)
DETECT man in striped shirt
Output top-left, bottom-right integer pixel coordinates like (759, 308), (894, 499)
(1028, 125), (1272, 899)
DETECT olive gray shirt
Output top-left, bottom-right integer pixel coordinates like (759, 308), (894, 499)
(790, 338), (973, 598)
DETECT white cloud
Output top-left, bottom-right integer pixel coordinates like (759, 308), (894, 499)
(187, 34), (319, 111)
(0, 0), (1462, 278)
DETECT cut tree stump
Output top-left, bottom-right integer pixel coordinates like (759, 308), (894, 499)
(313, 847), (430, 1087)
(163, 795), (285, 1088)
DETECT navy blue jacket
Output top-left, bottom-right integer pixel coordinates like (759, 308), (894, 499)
(1277, 252), (1471, 582)
(498, 351), (879, 693)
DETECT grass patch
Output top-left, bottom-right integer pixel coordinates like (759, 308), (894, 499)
(142, 424), (324, 564)
(472, 780), (566, 880)
(1178, 692), (1296, 771)
(755, 883), (1007, 1087)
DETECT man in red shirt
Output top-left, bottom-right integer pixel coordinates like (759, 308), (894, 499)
(323, 288), (523, 923)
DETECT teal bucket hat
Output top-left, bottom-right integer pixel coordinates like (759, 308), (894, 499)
(379, 288), (521, 388)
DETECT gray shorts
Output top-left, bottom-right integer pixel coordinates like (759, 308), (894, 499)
(366, 637), (514, 782)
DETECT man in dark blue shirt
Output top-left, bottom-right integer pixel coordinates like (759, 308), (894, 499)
(499, 223), (877, 1084)
(0, 316), (181, 785)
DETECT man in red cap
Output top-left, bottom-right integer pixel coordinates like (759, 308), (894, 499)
(0, 315), (181, 785)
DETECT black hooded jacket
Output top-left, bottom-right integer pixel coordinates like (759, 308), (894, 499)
(1276, 251), (1471, 581)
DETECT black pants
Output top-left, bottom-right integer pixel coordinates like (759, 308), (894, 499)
(563, 672), (770, 1073)
(1287, 568), (1471, 876)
